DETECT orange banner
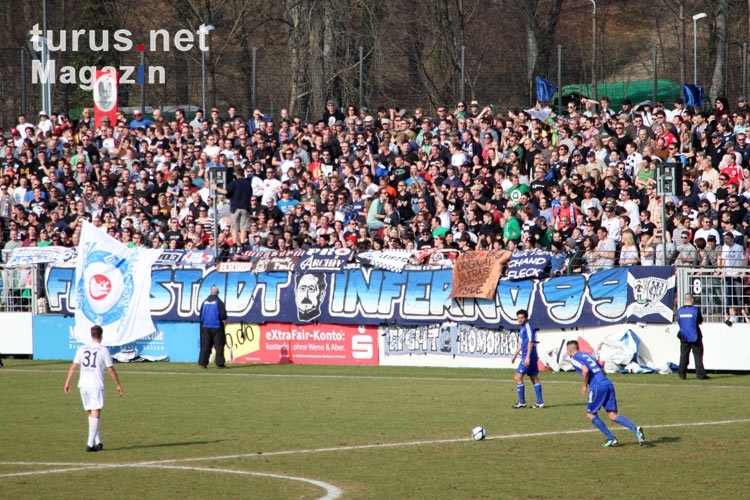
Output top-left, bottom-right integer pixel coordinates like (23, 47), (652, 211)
(449, 250), (510, 300)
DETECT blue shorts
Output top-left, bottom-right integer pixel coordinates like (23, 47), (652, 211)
(586, 380), (618, 414)
(516, 357), (539, 376)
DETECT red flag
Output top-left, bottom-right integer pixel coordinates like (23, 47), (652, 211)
(93, 69), (118, 130)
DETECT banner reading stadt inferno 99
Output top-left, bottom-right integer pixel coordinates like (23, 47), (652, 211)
(46, 265), (677, 329)
(93, 69), (118, 130)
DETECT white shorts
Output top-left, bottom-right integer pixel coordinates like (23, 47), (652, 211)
(80, 388), (104, 411)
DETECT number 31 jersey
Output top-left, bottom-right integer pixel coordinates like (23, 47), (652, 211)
(74, 343), (114, 390)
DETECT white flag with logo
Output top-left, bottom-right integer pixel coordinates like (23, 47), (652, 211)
(74, 221), (160, 346)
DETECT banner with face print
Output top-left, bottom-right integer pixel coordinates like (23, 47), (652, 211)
(93, 69), (118, 130)
(50, 261), (676, 330)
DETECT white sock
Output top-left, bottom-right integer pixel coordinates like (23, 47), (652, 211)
(88, 417), (99, 447)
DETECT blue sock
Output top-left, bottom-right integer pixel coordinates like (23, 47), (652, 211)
(516, 384), (526, 404)
(534, 383), (544, 404)
(591, 416), (616, 440)
(614, 415), (637, 433)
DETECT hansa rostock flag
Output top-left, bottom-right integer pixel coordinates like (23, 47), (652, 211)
(74, 221), (160, 346)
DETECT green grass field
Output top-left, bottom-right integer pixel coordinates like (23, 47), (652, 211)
(1, 361), (749, 499)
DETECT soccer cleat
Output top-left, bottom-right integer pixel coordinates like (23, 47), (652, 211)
(636, 426), (645, 446)
(601, 439), (619, 448)
(511, 402), (527, 409)
(531, 403), (545, 409)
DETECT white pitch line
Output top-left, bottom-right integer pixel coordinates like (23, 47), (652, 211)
(5, 417), (748, 474)
(4, 367), (748, 390)
(0, 461), (97, 466)
(147, 465), (342, 500)
(0, 464), (116, 478)
(0, 463), (342, 500)
(3, 418), (749, 498)
(135, 417), (750, 466)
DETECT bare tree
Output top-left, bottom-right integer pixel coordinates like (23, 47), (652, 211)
(283, 0), (305, 116)
(659, 0), (687, 85)
(3, 0), (750, 127)
(709, 0), (728, 101)
(280, 0), (353, 119)
(161, 0), (257, 110)
(524, 0), (566, 102)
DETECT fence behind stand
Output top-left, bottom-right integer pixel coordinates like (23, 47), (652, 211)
(677, 267), (750, 323)
(18, 264), (750, 370)
(0, 264), (39, 313)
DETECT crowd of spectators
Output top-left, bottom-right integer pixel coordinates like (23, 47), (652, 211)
(0, 96), (749, 292)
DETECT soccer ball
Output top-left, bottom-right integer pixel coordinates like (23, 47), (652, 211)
(471, 426), (486, 441)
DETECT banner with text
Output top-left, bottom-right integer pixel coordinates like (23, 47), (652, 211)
(180, 249), (215, 266)
(506, 250), (554, 280)
(450, 250), (508, 299)
(155, 250), (185, 267)
(296, 248), (352, 272)
(5, 246), (76, 267)
(356, 249), (413, 273)
(33, 315), (199, 362)
(412, 248), (459, 267)
(45, 265), (676, 329)
(382, 323), (519, 358)
(249, 250), (302, 272)
(224, 322), (378, 365)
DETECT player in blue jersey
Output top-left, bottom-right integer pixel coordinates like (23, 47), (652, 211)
(566, 340), (645, 447)
(510, 309), (544, 408)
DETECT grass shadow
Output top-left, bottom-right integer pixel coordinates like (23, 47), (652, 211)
(529, 402), (587, 409)
(2, 361), (70, 368)
(111, 439), (229, 451)
(641, 436), (681, 447)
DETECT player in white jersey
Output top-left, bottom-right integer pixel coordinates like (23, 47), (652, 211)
(64, 325), (123, 452)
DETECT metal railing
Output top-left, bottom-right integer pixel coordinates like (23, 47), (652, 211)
(4, 261), (745, 322)
(676, 267), (750, 323)
(0, 264), (39, 314)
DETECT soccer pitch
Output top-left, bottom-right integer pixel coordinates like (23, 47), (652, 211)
(2, 362), (749, 499)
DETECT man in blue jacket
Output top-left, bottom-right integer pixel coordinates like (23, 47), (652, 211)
(199, 285), (228, 369)
(677, 293), (708, 380)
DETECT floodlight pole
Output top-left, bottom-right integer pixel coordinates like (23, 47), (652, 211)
(693, 13), (708, 85)
(590, 0), (597, 103)
(199, 24), (215, 114)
